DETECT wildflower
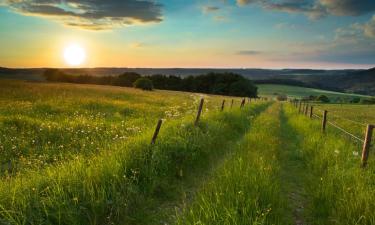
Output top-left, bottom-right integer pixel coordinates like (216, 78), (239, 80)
(352, 151), (359, 156)
(334, 149), (340, 154)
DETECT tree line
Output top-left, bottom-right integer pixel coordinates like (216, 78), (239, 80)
(43, 69), (258, 97)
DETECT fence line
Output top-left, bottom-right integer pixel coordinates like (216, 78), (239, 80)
(313, 106), (368, 127)
(290, 99), (374, 167)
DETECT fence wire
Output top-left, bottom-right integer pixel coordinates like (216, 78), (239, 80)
(314, 106), (368, 127)
(294, 104), (368, 146)
(327, 121), (365, 143)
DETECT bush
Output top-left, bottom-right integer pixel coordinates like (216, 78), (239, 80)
(113, 72), (141, 87)
(360, 98), (375, 104)
(276, 94), (287, 101)
(133, 78), (153, 90)
(317, 95), (330, 103)
(350, 97), (361, 103)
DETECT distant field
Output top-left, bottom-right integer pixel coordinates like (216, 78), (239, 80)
(257, 84), (372, 99)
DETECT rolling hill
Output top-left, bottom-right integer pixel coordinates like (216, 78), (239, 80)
(0, 66), (374, 96)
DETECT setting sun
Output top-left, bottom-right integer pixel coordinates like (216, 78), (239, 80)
(63, 44), (86, 66)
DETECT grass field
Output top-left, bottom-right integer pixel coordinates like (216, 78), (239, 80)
(0, 80), (374, 225)
(257, 84), (372, 99)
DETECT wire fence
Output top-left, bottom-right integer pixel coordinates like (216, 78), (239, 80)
(290, 100), (374, 167)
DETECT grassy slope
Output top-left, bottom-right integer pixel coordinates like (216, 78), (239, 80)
(0, 80), (245, 173)
(257, 84), (371, 99)
(0, 80), (270, 224)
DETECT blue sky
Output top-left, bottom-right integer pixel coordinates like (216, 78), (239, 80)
(0, 0), (374, 69)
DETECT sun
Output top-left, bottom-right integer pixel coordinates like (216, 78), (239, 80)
(63, 44), (86, 66)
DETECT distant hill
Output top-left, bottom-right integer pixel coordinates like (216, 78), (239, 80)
(289, 67), (375, 95)
(0, 67), (373, 96)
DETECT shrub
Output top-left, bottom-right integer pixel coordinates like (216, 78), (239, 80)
(317, 95), (330, 103)
(360, 98), (375, 104)
(133, 78), (154, 90)
(350, 97), (361, 103)
(113, 72), (141, 87)
(276, 94), (287, 101)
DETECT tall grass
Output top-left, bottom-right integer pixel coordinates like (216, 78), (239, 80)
(176, 103), (291, 225)
(0, 92), (269, 224)
(0, 80), (243, 174)
(284, 104), (375, 225)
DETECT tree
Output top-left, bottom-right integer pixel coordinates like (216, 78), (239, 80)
(360, 98), (375, 104)
(317, 95), (330, 103)
(276, 94), (288, 101)
(133, 78), (153, 90)
(350, 97), (361, 103)
(113, 72), (141, 87)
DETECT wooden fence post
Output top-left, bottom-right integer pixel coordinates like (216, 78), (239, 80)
(194, 98), (204, 126)
(221, 99), (225, 111)
(309, 106), (313, 118)
(304, 104), (309, 116)
(240, 98), (245, 108)
(322, 110), (328, 133)
(151, 119), (163, 144)
(231, 99), (234, 108)
(361, 124), (374, 167)
(298, 101), (302, 113)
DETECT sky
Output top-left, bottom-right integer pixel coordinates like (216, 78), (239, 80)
(0, 0), (375, 69)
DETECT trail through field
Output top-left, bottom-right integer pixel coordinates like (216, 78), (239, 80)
(131, 104), (272, 225)
(279, 104), (309, 225)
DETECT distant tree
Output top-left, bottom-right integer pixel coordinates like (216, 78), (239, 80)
(43, 69), (68, 82)
(133, 78), (153, 90)
(350, 97), (361, 103)
(309, 95), (317, 101)
(360, 98), (375, 104)
(317, 95), (330, 103)
(276, 94), (288, 101)
(228, 79), (258, 97)
(113, 72), (141, 87)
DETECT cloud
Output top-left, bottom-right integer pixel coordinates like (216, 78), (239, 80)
(237, 50), (262, 55)
(4, 0), (163, 30)
(202, 5), (220, 13)
(236, 0), (257, 6)
(129, 42), (146, 48)
(363, 15), (375, 38)
(335, 15), (375, 41)
(236, 0), (375, 19)
(319, 0), (375, 16)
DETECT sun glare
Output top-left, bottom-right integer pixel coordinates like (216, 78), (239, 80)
(63, 44), (86, 66)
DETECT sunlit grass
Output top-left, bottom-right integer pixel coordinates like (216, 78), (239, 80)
(0, 79), (268, 224)
(177, 103), (290, 225)
(285, 104), (375, 225)
(0, 80), (246, 174)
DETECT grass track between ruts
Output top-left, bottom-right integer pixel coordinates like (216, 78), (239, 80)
(176, 103), (292, 225)
(0, 98), (270, 225)
(284, 104), (375, 225)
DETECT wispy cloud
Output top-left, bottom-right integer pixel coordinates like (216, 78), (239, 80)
(201, 5), (220, 13)
(236, 50), (262, 55)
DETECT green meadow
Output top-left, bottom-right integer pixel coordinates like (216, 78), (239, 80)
(0, 80), (374, 225)
(257, 84), (371, 99)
